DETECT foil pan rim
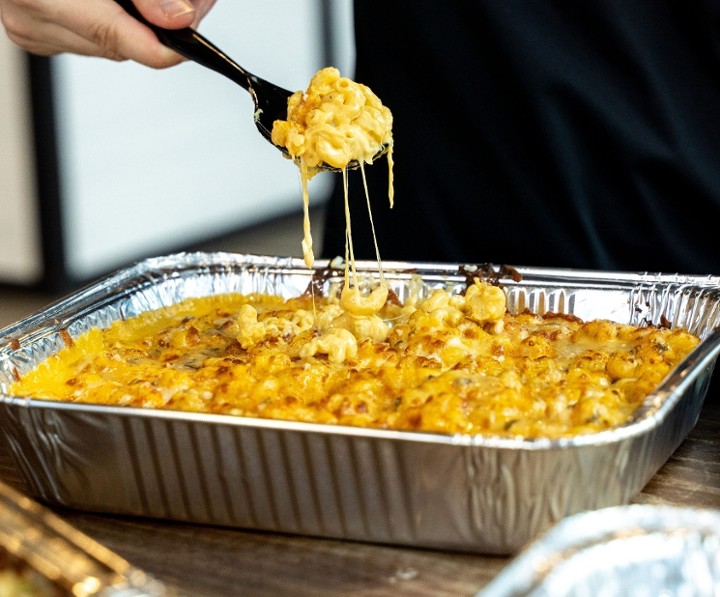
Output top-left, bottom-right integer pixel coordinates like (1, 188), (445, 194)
(4, 249), (720, 332)
(2, 251), (720, 449)
(477, 504), (720, 596)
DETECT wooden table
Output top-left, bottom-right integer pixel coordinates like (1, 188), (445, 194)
(1, 399), (718, 597)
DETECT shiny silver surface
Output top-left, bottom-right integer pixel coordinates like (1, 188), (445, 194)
(477, 504), (720, 596)
(0, 479), (170, 596)
(1, 252), (719, 554)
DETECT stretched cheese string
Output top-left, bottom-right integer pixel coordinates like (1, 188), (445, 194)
(342, 167), (356, 289)
(272, 67), (394, 320)
(361, 159), (387, 285)
(300, 160), (313, 269)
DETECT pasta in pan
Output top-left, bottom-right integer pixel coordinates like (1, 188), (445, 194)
(10, 278), (700, 439)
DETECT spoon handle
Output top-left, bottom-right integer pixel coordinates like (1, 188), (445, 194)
(114, 0), (254, 92)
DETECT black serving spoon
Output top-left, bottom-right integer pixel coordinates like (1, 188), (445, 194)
(114, 0), (386, 171)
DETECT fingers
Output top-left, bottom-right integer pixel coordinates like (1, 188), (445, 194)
(129, 0), (196, 29)
(0, 0), (215, 69)
(89, 2), (189, 67)
(60, 0), (187, 68)
(2, 16), (125, 60)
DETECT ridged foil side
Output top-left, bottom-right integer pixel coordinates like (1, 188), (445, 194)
(1, 253), (720, 554)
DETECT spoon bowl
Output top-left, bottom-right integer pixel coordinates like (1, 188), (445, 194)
(114, 0), (387, 171)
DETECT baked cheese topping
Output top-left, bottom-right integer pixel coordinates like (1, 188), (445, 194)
(271, 67), (394, 275)
(10, 281), (700, 439)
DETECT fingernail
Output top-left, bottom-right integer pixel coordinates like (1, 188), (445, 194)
(160, 0), (195, 18)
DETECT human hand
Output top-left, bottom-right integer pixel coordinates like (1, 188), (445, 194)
(0, 0), (217, 68)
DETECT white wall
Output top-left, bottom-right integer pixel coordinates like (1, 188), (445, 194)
(0, 35), (42, 284)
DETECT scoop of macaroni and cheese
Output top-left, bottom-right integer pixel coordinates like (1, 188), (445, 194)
(271, 67), (393, 170)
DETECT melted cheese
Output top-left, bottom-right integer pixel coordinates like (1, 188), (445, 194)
(10, 281), (700, 439)
(271, 67), (393, 316)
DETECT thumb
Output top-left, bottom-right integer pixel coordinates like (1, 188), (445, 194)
(129, 0), (197, 29)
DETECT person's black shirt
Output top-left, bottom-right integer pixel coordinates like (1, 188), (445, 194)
(322, 1), (720, 275)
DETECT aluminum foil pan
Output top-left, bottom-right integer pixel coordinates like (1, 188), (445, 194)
(1, 252), (720, 554)
(477, 504), (720, 596)
(0, 479), (170, 596)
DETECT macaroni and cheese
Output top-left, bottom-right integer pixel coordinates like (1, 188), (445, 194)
(271, 67), (394, 274)
(10, 280), (700, 439)
(271, 66), (393, 172)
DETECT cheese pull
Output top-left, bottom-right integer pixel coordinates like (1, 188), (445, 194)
(272, 67), (394, 295)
